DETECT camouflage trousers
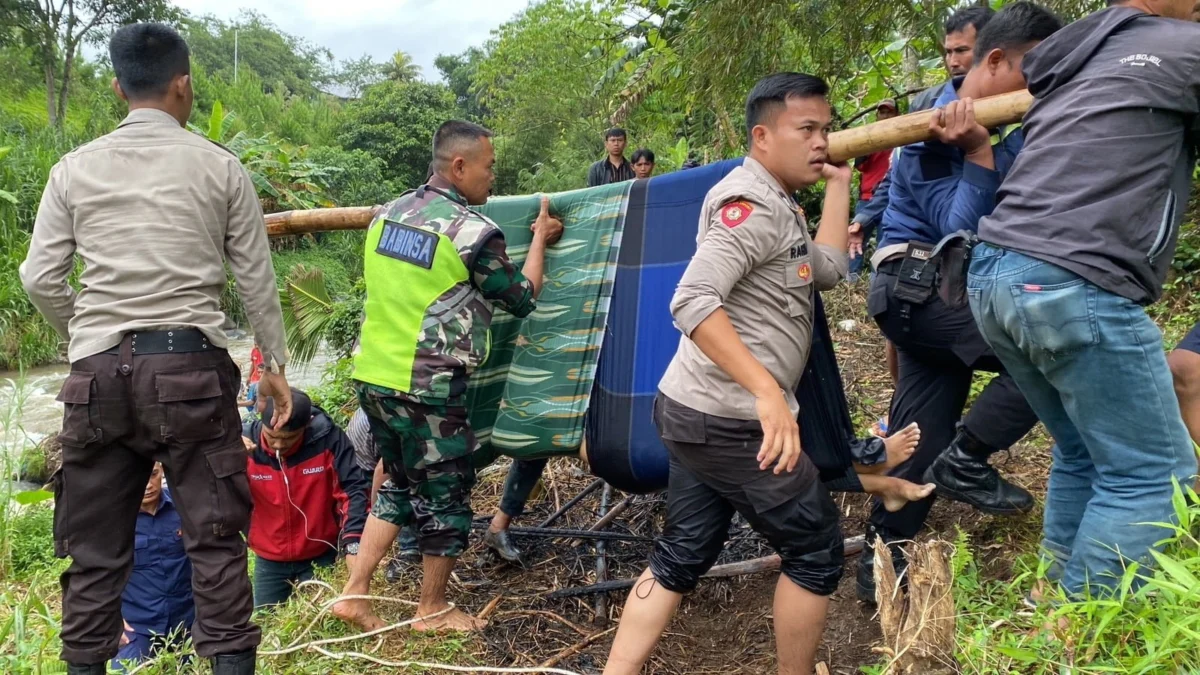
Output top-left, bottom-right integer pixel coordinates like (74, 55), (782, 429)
(355, 383), (477, 558)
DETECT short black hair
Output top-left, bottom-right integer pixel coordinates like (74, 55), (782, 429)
(432, 120), (493, 170)
(631, 148), (655, 164)
(261, 388), (313, 433)
(744, 72), (829, 139)
(109, 23), (191, 100)
(945, 6), (995, 36)
(604, 128), (627, 140)
(974, 2), (1062, 62)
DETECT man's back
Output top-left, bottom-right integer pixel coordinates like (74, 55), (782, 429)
(980, 6), (1200, 304)
(20, 108), (284, 363)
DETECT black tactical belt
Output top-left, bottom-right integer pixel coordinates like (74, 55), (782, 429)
(103, 329), (214, 355)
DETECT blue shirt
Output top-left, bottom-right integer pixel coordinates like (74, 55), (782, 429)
(878, 78), (1024, 248)
(122, 488), (194, 636)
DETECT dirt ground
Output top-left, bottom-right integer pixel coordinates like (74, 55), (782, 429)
(369, 283), (1053, 674)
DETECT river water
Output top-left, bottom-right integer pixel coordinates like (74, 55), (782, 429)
(0, 334), (338, 462)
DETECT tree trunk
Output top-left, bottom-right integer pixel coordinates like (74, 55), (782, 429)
(57, 40), (76, 126)
(44, 57), (59, 128)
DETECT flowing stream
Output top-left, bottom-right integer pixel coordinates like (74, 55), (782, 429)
(0, 334), (338, 471)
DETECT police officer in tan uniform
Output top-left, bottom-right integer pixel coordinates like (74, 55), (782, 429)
(603, 72), (851, 675)
(20, 24), (291, 675)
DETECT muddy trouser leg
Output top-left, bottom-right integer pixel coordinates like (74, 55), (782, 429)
(499, 458), (550, 519)
(139, 349), (259, 658)
(55, 355), (154, 665)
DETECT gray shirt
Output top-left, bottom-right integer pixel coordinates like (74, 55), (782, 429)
(658, 157), (848, 420)
(20, 108), (288, 366)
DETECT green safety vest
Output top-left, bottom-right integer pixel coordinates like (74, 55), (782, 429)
(353, 186), (497, 398)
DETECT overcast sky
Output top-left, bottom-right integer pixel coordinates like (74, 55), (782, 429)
(171, 0), (533, 81)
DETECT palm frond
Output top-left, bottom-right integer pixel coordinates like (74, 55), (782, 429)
(280, 264), (336, 365)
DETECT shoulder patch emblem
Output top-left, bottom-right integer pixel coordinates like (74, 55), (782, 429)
(720, 201), (754, 228)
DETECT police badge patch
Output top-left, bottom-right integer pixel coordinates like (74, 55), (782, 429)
(720, 201), (753, 227)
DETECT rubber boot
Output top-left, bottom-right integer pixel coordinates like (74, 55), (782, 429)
(855, 524), (907, 605)
(483, 528), (524, 564)
(211, 648), (256, 675)
(922, 425), (1034, 516)
(66, 664), (106, 675)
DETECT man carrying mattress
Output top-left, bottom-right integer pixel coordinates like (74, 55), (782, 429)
(331, 120), (563, 632)
(603, 72), (851, 675)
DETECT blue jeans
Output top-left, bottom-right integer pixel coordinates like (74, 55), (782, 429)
(967, 244), (1196, 597)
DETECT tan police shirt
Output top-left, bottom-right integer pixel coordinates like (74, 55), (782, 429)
(658, 156), (848, 420)
(19, 108), (288, 366)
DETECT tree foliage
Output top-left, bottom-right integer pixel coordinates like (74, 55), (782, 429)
(382, 49), (421, 83)
(183, 11), (333, 98)
(336, 80), (457, 191)
(0, 0), (179, 126)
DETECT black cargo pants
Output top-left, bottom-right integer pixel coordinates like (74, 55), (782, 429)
(867, 263), (1039, 538)
(52, 336), (258, 664)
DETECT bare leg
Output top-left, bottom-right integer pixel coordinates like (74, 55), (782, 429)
(603, 568), (682, 675)
(489, 510), (513, 533)
(331, 514), (396, 631)
(370, 461), (387, 505)
(860, 474), (935, 513)
(773, 575), (830, 675)
(412, 554), (487, 631)
(855, 422), (920, 476)
(1169, 350), (1200, 446)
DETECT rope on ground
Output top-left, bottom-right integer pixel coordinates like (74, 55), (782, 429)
(251, 580), (585, 675)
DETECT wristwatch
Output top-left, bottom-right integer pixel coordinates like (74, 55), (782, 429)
(344, 542), (360, 556)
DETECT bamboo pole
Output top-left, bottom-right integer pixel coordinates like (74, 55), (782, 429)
(261, 90), (1033, 236)
(827, 88), (1032, 163)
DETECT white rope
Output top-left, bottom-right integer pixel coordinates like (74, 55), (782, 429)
(254, 580), (585, 675)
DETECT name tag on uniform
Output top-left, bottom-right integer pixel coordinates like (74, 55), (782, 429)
(789, 242), (809, 260)
(377, 221), (437, 269)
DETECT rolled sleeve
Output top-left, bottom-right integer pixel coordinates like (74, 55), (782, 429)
(811, 242), (849, 291)
(671, 199), (777, 336)
(19, 162), (77, 339)
(223, 163), (288, 368)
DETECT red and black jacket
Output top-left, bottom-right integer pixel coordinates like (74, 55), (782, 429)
(243, 408), (369, 563)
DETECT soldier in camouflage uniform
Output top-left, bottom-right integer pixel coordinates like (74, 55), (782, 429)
(333, 120), (563, 633)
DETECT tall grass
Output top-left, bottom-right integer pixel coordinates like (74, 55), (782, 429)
(952, 481), (1200, 674)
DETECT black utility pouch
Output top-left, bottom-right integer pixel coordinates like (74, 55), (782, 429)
(930, 230), (977, 310)
(892, 241), (937, 305)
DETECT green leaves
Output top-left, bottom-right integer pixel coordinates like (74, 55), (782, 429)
(280, 264), (336, 365)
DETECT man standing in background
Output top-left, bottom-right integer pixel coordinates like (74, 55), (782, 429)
(587, 128), (636, 186)
(20, 23), (291, 675)
(847, 99), (898, 280)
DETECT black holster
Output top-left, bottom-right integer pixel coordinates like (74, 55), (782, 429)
(930, 230), (978, 309)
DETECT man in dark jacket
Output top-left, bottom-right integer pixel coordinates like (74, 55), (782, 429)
(587, 128), (636, 187)
(242, 390), (370, 607)
(857, 2), (1063, 604)
(968, 0), (1200, 599)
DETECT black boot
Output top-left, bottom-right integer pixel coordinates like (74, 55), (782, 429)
(855, 525), (907, 605)
(211, 649), (256, 675)
(923, 425), (1034, 516)
(66, 664), (106, 675)
(483, 528), (524, 564)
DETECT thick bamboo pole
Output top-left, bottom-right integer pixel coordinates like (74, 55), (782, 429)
(827, 89), (1031, 162)
(261, 90), (1033, 236)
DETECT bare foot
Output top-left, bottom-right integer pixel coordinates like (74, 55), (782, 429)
(860, 475), (935, 512)
(412, 606), (488, 632)
(332, 598), (387, 632)
(882, 422), (920, 471)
